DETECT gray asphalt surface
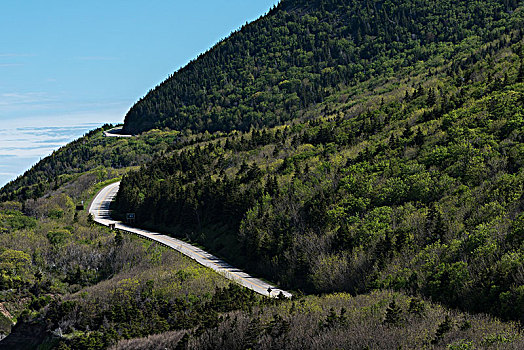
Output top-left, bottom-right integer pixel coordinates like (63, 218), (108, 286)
(89, 181), (292, 298)
(103, 126), (132, 138)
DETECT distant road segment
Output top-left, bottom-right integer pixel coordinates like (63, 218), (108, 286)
(103, 126), (132, 138)
(89, 182), (292, 298)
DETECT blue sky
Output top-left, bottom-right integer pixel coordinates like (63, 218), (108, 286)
(0, 0), (279, 187)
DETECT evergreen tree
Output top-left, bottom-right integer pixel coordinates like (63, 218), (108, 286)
(432, 315), (453, 344)
(427, 88), (437, 106)
(383, 299), (403, 326)
(518, 60), (524, 83)
(176, 333), (190, 350)
(324, 307), (338, 329)
(414, 128), (424, 146)
(408, 297), (425, 316)
(245, 317), (262, 348)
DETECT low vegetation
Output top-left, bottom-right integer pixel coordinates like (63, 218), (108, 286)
(112, 291), (524, 350)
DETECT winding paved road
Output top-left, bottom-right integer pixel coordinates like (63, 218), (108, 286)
(89, 182), (292, 298)
(103, 126), (132, 138)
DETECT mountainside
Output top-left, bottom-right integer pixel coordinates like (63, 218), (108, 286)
(123, 0), (523, 134)
(115, 0), (524, 323)
(2, 176), (522, 350)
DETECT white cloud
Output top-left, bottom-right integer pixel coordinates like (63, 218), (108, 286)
(0, 122), (107, 157)
(0, 93), (129, 126)
(0, 106), (124, 159)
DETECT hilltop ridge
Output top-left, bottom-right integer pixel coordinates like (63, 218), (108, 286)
(123, 0), (523, 134)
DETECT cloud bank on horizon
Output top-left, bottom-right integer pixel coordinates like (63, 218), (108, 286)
(0, 111), (123, 188)
(0, 120), (121, 188)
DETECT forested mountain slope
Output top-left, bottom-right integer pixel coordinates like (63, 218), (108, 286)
(123, 0), (523, 134)
(114, 0), (524, 323)
(2, 149), (522, 349)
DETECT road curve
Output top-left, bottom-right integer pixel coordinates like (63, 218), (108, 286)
(103, 126), (132, 138)
(89, 181), (292, 298)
